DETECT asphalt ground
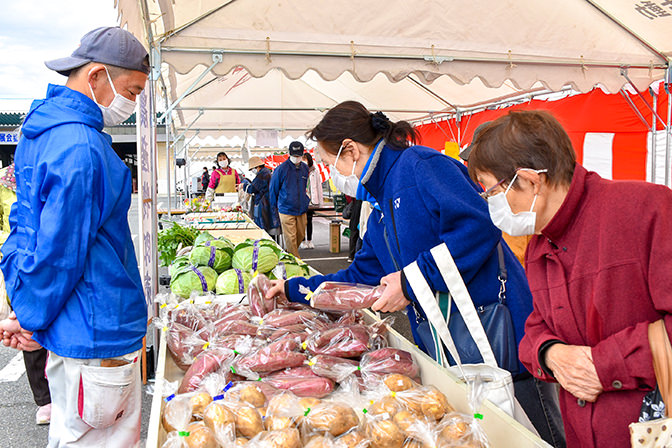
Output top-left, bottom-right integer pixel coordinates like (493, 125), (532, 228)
(0, 196), (411, 447)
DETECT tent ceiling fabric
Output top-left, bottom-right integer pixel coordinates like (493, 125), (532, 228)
(117, 0), (670, 95)
(168, 66), (531, 136)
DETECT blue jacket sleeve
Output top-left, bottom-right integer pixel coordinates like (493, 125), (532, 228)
(286, 224), (386, 303)
(10, 141), (98, 331)
(406, 156), (501, 300)
(268, 167), (281, 209)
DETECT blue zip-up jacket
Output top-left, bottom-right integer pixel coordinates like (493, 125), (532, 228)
(286, 143), (534, 374)
(242, 166), (280, 230)
(268, 159), (310, 216)
(0, 84), (147, 359)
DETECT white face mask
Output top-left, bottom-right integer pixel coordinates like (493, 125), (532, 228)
(219, 160), (229, 168)
(330, 144), (359, 197)
(88, 67), (136, 126)
(289, 156), (302, 164)
(487, 168), (548, 237)
(250, 167), (258, 175)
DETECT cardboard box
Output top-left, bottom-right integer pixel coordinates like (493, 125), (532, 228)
(329, 219), (341, 253)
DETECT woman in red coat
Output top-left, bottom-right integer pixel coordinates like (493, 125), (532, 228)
(466, 110), (672, 448)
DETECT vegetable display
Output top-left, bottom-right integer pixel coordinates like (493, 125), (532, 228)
(157, 222), (200, 266)
(216, 269), (252, 295)
(170, 265), (218, 298)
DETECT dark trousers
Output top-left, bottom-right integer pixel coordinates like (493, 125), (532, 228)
(514, 375), (566, 448)
(348, 200), (362, 259)
(306, 209), (314, 241)
(23, 348), (51, 406)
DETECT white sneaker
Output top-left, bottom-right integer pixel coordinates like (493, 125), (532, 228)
(36, 403), (51, 425)
(299, 242), (308, 249)
(306, 241), (314, 249)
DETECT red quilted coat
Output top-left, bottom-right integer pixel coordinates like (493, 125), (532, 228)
(519, 164), (672, 448)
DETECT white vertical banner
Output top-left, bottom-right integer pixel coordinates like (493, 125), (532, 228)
(646, 130), (669, 185)
(582, 133), (614, 180)
(137, 82), (158, 312)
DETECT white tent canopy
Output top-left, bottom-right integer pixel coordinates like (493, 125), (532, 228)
(118, 0), (670, 96)
(167, 66), (537, 138)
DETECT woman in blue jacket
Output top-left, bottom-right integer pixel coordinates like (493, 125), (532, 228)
(267, 101), (565, 447)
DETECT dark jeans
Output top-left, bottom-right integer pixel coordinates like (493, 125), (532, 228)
(514, 375), (566, 448)
(23, 348), (51, 406)
(306, 209), (314, 241)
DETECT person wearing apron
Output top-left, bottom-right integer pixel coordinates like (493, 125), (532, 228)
(205, 151), (240, 200)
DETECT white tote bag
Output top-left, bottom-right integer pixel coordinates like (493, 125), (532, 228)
(403, 243), (536, 433)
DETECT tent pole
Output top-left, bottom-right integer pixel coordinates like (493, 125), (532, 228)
(170, 109), (204, 149)
(650, 88), (658, 184)
(158, 53), (222, 123)
(621, 68), (667, 129)
(665, 68), (672, 187)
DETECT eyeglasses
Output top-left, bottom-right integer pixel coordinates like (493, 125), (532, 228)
(478, 177), (508, 200)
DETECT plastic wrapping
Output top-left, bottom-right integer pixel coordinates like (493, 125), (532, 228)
(261, 309), (330, 329)
(309, 282), (384, 311)
(304, 324), (387, 358)
(248, 273), (277, 317)
(307, 355), (360, 383)
(264, 374), (335, 398)
(365, 414), (405, 448)
(161, 394), (193, 448)
(178, 348), (235, 394)
(359, 349), (419, 381)
(235, 338), (307, 378)
(394, 385), (455, 422)
(303, 402), (361, 437)
(263, 392), (304, 431)
(247, 428), (303, 448)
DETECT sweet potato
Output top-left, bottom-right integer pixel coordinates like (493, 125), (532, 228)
(360, 349), (419, 379)
(166, 322), (197, 371)
(309, 282), (383, 311)
(266, 366), (318, 380)
(263, 376), (335, 398)
(213, 319), (259, 337)
(308, 355), (360, 382)
(236, 350), (306, 375)
(261, 309), (327, 328)
(178, 348), (234, 394)
(249, 274), (276, 317)
(304, 325), (372, 358)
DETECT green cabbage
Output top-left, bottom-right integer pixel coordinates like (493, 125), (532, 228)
(169, 255), (191, 276)
(170, 265), (217, 298)
(284, 263), (310, 278)
(232, 245), (279, 273)
(234, 239), (281, 257)
(194, 231), (215, 246)
(189, 245), (233, 273)
(215, 269), (252, 295)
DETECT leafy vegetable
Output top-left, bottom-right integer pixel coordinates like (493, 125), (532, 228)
(189, 245), (233, 273)
(170, 264), (218, 298)
(157, 222), (200, 266)
(215, 269), (252, 295)
(232, 245), (279, 273)
(169, 255), (191, 276)
(194, 231), (215, 246)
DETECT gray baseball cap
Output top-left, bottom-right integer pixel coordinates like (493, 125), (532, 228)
(459, 121), (491, 161)
(45, 27), (149, 76)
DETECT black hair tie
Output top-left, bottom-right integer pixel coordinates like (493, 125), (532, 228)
(371, 111), (391, 133)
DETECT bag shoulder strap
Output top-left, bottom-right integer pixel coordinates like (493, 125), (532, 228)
(648, 319), (672, 415)
(429, 243), (498, 367)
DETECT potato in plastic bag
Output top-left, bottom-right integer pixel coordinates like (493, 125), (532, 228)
(246, 428), (302, 448)
(304, 402), (360, 437)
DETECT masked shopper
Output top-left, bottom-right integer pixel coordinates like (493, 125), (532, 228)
(269, 142), (310, 258)
(0, 27), (148, 447)
(266, 101), (565, 447)
(241, 157), (281, 236)
(205, 151), (240, 199)
(467, 110), (672, 448)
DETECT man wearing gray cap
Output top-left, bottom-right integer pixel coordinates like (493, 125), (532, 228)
(0, 27), (149, 447)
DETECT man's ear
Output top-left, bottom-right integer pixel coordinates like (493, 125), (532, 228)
(87, 65), (107, 90)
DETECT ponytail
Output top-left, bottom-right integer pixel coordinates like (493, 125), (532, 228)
(308, 101), (418, 155)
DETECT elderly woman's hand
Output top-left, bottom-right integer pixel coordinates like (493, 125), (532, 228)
(545, 344), (603, 402)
